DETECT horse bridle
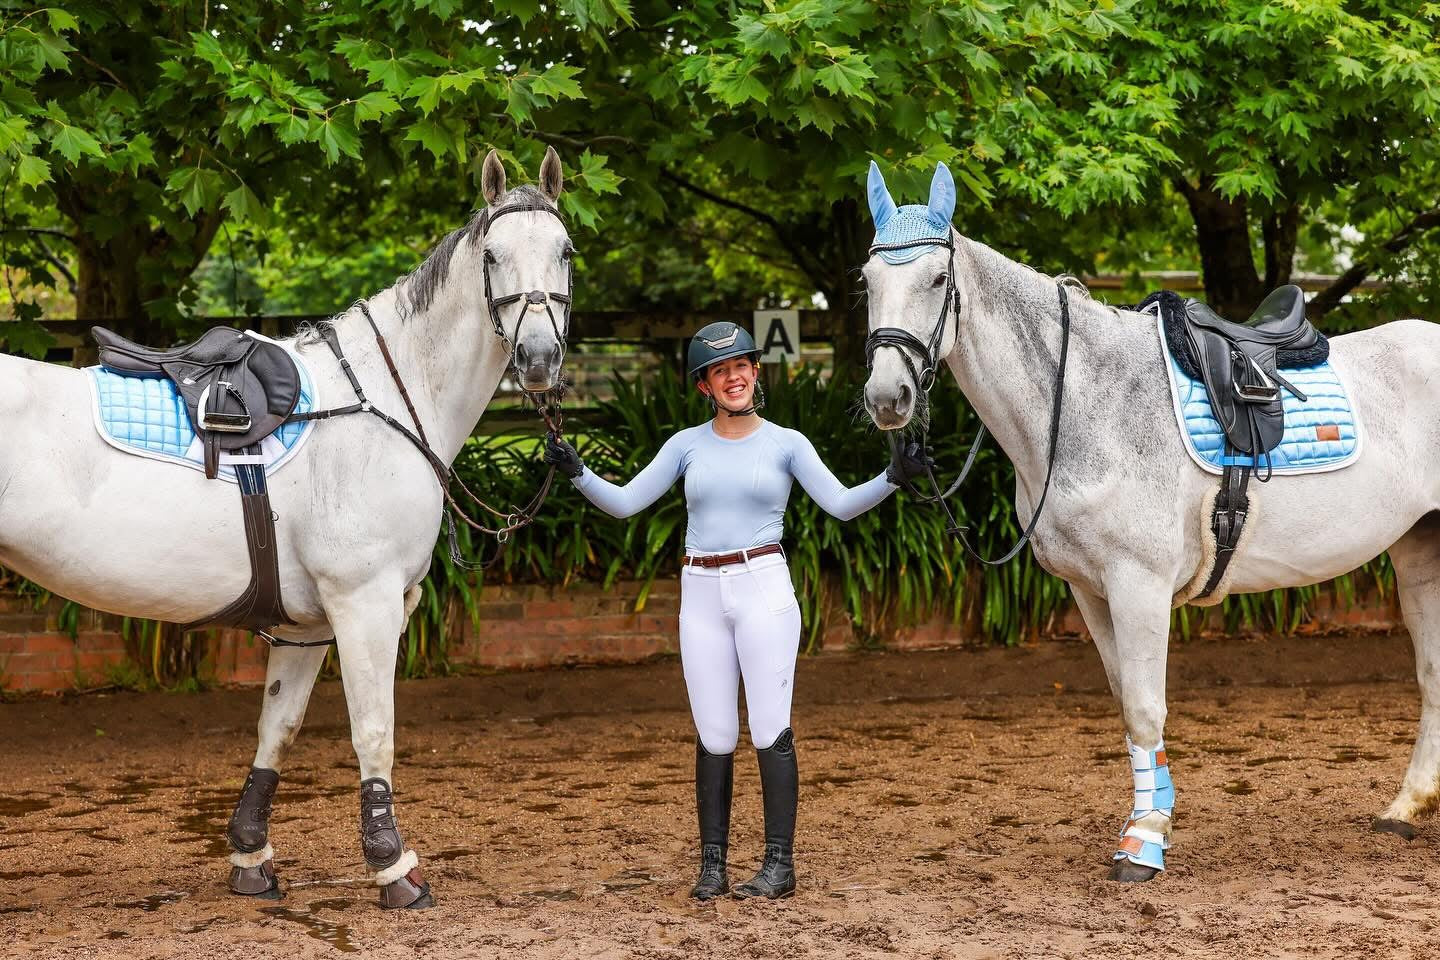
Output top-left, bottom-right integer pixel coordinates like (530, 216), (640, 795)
(290, 199), (575, 572)
(864, 234), (1074, 567)
(478, 200), (573, 379)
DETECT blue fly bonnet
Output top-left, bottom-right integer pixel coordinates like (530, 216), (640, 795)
(867, 161), (956, 264)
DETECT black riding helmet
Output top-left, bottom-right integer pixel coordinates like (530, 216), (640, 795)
(686, 321), (765, 416)
(686, 322), (760, 380)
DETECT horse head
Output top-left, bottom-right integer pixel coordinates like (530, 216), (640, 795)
(860, 160), (959, 431)
(477, 146), (574, 394)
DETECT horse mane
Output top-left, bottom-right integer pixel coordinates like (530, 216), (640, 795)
(398, 184), (552, 319)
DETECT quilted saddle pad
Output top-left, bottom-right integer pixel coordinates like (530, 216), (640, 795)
(85, 345), (318, 482)
(1153, 310), (1362, 475)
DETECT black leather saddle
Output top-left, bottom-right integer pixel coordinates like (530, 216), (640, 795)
(93, 326), (302, 479)
(1159, 286), (1328, 457)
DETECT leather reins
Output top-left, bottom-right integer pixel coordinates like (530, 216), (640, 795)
(290, 200), (573, 570)
(864, 235), (1075, 566)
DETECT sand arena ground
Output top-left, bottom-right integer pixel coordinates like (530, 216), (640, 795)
(2, 630), (1437, 958)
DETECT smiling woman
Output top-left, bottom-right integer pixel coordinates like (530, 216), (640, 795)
(542, 321), (934, 902)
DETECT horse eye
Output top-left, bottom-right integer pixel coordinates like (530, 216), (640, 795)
(932, 274), (947, 288)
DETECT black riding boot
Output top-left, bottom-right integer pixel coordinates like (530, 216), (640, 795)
(690, 740), (733, 901)
(734, 728), (797, 900)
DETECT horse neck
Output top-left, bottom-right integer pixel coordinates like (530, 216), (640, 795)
(329, 281), (508, 466)
(944, 239), (1115, 496)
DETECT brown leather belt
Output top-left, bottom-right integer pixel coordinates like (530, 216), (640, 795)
(683, 543), (784, 569)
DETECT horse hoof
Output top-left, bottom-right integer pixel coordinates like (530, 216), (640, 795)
(1372, 817), (1418, 841)
(379, 868), (435, 910)
(229, 861), (282, 899)
(1107, 860), (1161, 883)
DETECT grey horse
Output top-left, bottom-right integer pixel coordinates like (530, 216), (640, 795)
(861, 160), (1440, 881)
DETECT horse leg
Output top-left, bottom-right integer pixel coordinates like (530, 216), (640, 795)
(227, 643), (330, 899)
(1375, 513), (1440, 838)
(326, 583), (434, 910)
(1071, 583), (1121, 700)
(1097, 571), (1174, 883)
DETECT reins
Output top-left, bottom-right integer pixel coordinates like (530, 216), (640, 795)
(865, 236), (1075, 566)
(288, 201), (573, 571)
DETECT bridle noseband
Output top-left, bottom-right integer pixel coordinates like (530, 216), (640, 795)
(864, 234), (1075, 567)
(478, 200), (574, 379)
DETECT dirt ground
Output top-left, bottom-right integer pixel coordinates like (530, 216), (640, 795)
(2, 630), (1438, 959)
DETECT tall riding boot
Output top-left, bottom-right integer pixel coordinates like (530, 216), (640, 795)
(690, 740), (733, 900)
(733, 728), (797, 899)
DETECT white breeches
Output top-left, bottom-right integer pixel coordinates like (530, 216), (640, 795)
(679, 552), (802, 755)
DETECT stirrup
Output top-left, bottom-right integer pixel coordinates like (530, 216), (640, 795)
(197, 381), (253, 432)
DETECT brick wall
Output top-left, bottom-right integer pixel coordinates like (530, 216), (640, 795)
(451, 579), (681, 669)
(0, 578), (1404, 694)
(0, 592), (269, 692)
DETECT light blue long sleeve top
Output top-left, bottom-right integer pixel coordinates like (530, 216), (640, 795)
(571, 420), (896, 553)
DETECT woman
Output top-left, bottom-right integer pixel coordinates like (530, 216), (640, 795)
(543, 322), (930, 900)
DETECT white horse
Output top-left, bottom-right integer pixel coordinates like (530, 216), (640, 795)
(861, 161), (1440, 881)
(0, 148), (575, 907)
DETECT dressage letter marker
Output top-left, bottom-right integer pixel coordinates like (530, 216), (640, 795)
(754, 310), (800, 364)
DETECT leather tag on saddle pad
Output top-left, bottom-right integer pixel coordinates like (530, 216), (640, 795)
(1316, 424), (1341, 442)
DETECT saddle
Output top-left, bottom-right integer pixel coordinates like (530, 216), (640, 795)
(1176, 285), (1327, 457)
(93, 326), (302, 479)
(92, 325), (301, 634)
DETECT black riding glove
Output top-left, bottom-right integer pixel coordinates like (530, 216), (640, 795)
(544, 434), (585, 480)
(886, 440), (934, 486)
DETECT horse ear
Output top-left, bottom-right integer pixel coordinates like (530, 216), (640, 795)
(482, 149), (506, 206)
(867, 161), (898, 229)
(538, 146), (564, 202)
(928, 162), (956, 223)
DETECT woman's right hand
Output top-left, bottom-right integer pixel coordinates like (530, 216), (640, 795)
(886, 440), (934, 486)
(544, 433), (585, 479)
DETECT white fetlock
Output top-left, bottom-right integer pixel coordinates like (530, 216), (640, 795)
(1114, 736), (1174, 871)
(230, 843), (274, 869)
(373, 848), (418, 887)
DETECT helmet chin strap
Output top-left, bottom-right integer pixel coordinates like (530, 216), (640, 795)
(707, 379), (765, 417)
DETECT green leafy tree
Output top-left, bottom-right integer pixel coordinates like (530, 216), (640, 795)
(985, 0), (1440, 320)
(529, 0), (1142, 368)
(0, 0), (626, 339)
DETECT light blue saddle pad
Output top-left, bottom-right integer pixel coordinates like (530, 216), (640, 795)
(85, 346), (318, 483)
(1156, 314), (1362, 475)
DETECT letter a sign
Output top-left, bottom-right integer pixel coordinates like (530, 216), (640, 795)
(753, 309), (800, 364)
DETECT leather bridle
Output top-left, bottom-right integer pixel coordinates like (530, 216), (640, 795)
(478, 200), (573, 380)
(864, 234), (1075, 567)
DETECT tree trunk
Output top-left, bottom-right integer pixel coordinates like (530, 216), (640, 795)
(57, 184), (224, 344)
(823, 196), (874, 381)
(75, 233), (145, 334)
(1262, 203), (1300, 289)
(1175, 176), (1266, 321)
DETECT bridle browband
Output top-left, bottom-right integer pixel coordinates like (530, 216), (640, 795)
(478, 200), (574, 379)
(864, 233), (1074, 567)
(288, 199), (574, 571)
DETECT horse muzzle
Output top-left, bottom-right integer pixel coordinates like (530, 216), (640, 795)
(513, 340), (562, 393)
(864, 377), (915, 430)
